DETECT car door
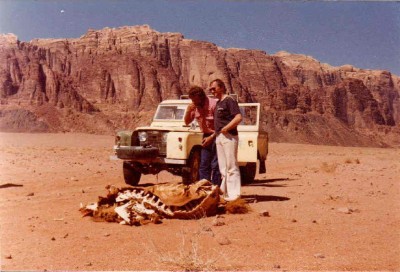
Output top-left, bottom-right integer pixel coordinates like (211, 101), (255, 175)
(237, 103), (260, 164)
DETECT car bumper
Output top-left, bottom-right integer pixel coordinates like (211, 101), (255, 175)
(112, 145), (186, 165)
(114, 145), (159, 159)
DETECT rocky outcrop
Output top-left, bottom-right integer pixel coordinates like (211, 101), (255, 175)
(0, 26), (399, 146)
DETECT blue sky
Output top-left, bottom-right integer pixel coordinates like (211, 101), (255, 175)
(1, 0), (399, 75)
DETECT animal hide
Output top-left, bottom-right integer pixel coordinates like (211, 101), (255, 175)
(80, 179), (220, 225)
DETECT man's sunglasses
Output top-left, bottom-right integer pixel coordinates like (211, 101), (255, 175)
(209, 87), (216, 92)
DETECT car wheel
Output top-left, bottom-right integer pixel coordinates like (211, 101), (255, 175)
(182, 148), (201, 184)
(123, 162), (142, 186)
(240, 162), (257, 184)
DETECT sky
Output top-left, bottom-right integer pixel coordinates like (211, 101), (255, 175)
(0, 0), (399, 75)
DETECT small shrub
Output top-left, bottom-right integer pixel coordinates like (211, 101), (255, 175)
(320, 162), (338, 173)
(344, 158), (352, 164)
(154, 229), (221, 271)
(225, 198), (251, 214)
(344, 158), (361, 164)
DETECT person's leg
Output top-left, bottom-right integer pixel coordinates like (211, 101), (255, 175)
(211, 138), (221, 186)
(199, 145), (212, 181)
(221, 133), (241, 200)
(216, 134), (227, 195)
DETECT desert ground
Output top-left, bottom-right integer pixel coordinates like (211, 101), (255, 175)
(0, 132), (399, 271)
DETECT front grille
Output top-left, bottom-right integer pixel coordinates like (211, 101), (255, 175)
(140, 131), (167, 156)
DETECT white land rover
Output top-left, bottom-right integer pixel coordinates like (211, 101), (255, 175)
(112, 96), (268, 185)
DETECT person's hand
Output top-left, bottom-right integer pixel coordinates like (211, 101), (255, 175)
(187, 103), (196, 113)
(221, 127), (229, 135)
(201, 136), (214, 147)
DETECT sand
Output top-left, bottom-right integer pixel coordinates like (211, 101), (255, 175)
(0, 132), (399, 271)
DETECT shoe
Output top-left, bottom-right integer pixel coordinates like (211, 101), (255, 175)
(223, 196), (240, 202)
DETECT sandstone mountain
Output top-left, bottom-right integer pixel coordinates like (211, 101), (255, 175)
(1, 25), (399, 147)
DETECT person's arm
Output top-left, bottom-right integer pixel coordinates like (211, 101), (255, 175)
(220, 113), (242, 134)
(221, 97), (242, 134)
(201, 130), (216, 147)
(184, 103), (196, 126)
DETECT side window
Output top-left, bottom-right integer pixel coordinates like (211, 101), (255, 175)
(239, 105), (258, 126)
(175, 108), (185, 119)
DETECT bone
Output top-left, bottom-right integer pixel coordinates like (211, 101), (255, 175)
(114, 202), (131, 224)
(84, 203), (98, 211)
(83, 180), (219, 223)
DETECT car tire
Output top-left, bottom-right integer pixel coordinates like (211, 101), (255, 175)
(123, 162), (142, 186)
(182, 148), (201, 185)
(240, 162), (257, 184)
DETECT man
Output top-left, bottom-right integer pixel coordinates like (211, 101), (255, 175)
(184, 86), (221, 186)
(209, 79), (242, 201)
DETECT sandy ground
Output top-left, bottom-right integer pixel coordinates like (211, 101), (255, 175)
(0, 132), (399, 271)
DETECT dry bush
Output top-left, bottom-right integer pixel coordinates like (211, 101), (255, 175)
(159, 233), (217, 270)
(344, 158), (361, 164)
(320, 162), (338, 173)
(344, 158), (353, 164)
(147, 226), (226, 271)
(225, 198), (251, 214)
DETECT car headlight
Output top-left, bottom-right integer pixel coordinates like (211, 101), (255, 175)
(162, 132), (168, 143)
(138, 131), (147, 142)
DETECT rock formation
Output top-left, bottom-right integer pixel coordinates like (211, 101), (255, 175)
(0, 25), (399, 146)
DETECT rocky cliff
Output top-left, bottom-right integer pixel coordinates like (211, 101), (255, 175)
(1, 25), (399, 146)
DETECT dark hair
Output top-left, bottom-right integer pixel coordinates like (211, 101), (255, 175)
(188, 86), (206, 99)
(210, 79), (227, 93)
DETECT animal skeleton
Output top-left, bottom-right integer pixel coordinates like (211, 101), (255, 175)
(80, 179), (220, 225)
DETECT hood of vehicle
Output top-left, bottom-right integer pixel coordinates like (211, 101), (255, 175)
(135, 126), (201, 133)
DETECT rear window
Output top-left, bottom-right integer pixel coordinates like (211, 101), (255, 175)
(239, 105), (258, 126)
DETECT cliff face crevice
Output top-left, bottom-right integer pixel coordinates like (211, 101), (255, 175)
(0, 26), (399, 147)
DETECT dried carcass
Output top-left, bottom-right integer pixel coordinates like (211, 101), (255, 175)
(80, 179), (220, 225)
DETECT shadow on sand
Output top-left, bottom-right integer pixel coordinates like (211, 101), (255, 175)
(240, 178), (292, 202)
(243, 177), (296, 188)
(0, 183), (23, 189)
(241, 194), (290, 203)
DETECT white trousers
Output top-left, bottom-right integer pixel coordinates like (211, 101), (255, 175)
(216, 133), (241, 201)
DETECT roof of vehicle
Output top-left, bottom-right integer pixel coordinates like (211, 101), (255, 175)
(160, 99), (191, 105)
(180, 94), (238, 101)
(161, 94), (239, 105)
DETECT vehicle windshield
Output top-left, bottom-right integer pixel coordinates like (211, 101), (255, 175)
(154, 105), (188, 120)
